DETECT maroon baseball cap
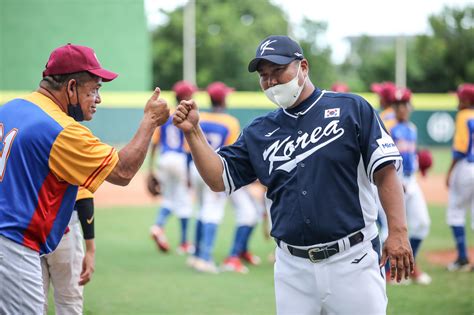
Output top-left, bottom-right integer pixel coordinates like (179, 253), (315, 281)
(457, 83), (474, 104)
(42, 43), (118, 82)
(207, 82), (234, 103)
(371, 82), (396, 103)
(172, 80), (197, 99)
(393, 87), (412, 103)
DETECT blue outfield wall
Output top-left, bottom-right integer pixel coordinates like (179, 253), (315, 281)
(82, 108), (457, 147)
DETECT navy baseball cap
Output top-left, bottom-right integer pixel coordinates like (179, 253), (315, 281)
(248, 35), (304, 72)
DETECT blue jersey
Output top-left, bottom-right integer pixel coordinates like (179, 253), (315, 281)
(0, 93), (118, 254)
(159, 118), (185, 154)
(217, 89), (401, 245)
(390, 122), (417, 176)
(199, 111), (240, 150)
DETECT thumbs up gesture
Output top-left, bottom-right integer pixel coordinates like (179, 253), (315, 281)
(145, 87), (170, 126)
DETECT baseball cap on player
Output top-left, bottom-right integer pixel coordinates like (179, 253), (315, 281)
(393, 87), (412, 103)
(43, 43), (118, 82)
(207, 81), (234, 103)
(172, 80), (197, 99)
(331, 82), (349, 93)
(248, 35), (304, 72)
(371, 82), (396, 103)
(457, 83), (474, 104)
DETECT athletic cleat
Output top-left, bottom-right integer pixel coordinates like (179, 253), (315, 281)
(447, 258), (471, 272)
(239, 251), (261, 265)
(186, 256), (197, 268)
(193, 259), (219, 274)
(412, 272), (432, 285)
(176, 242), (195, 255)
(150, 225), (169, 252)
(221, 256), (249, 274)
(410, 265), (432, 285)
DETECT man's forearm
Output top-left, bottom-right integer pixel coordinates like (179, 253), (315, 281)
(375, 165), (407, 233)
(185, 125), (225, 191)
(84, 239), (96, 253)
(107, 117), (156, 185)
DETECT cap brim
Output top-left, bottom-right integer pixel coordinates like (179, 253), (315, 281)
(248, 55), (296, 72)
(88, 68), (118, 82)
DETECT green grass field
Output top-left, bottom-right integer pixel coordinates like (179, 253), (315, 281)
(46, 201), (474, 315)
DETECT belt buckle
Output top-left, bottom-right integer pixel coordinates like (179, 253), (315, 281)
(308, 246), (327, 263)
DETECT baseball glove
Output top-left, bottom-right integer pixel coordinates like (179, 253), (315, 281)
(146, 173), (161, 196)
(417, 149), (433, 177)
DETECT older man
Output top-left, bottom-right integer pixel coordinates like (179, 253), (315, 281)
(0, 43), (169, 314)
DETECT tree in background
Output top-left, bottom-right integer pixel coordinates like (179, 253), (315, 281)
(410, 5), (473, 92)
(152, 2), (471, 93)
(297, 18), (337, 90)
(340, 4), (473, 92)
(151, 0), (288, 91)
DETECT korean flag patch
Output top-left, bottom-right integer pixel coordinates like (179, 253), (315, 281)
(324, 108), (340, 118)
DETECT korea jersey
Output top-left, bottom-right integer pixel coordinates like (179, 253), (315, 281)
(199, 111), (240, 150)
(152, 116), (186, 154)
(0, 92), (118, 254)
(390, 121), (417, 176)
(452, 108), (474, 162)
(217, 89), (401, 246)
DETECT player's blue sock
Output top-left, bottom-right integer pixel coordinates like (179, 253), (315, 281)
(240, 225), (254, 254)
(451, 225), (467, 260)
(156, 207), (171, 227)
(180, 218), (188, 245)
(199, 223), (218, 261)
(194, 220), (202, 258)
(229, 225), (247, 257)
(409, 237), (422, 259)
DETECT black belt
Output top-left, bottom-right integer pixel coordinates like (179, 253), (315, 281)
(278, 231), (364, 263)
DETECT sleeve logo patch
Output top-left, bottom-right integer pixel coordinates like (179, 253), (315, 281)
(324, 108), (340, 118)
(376, 138), (399, 154)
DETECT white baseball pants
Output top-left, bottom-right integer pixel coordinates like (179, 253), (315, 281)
(446, 159), (474, 229)
(41, 211), (84, 315)
(157, 151), (193, 218)
(274, 225), (386, 315)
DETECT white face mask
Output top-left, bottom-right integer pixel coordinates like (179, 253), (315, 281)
(264, 62), (307, 109)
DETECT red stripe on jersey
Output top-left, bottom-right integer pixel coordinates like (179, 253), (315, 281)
(22, 172), (69, 252)
(83, 147), (115, 189)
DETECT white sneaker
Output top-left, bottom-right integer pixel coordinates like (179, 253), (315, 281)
(193, 259), (219, 274)
(186, 256), (197, 268)
(412, 272), (432, 285)
(447, 258), (471, 272)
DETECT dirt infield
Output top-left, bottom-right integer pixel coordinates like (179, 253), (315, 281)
(94, 172), (448, 207)
(426, 248), (474, 267)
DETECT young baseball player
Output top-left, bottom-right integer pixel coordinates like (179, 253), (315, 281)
(372, 81), (397, 131)
(41, 187), (96, 314)
(173, 35), (413, 314)
(188, 82), (242, 274)
(390, 88), (432, 285)
(446, 83), (474, 271)
(0, 44), (169, 313)
(149, 81), (196, 254)
(202, 82), (262, 273)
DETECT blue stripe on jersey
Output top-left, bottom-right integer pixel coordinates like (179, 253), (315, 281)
(467, 119), (474, 162)
(390, 122), (417, 176)
(0, 98), (77, 254)
(160, 118), (185, 153)
(217, 89), (401, 245)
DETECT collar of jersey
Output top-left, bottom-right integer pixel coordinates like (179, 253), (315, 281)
(283, 88), (325, 118)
